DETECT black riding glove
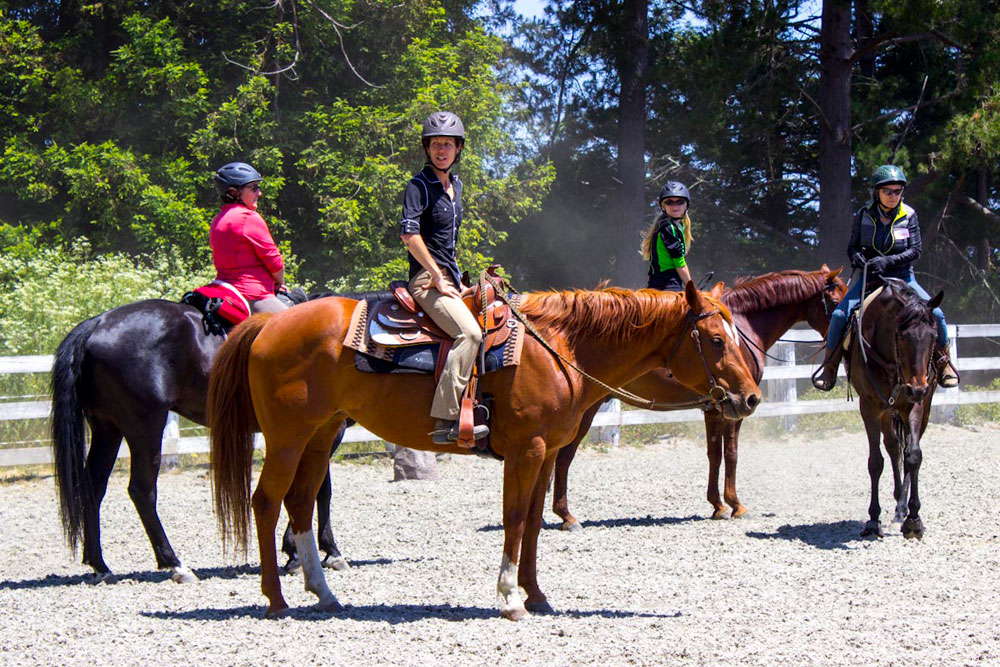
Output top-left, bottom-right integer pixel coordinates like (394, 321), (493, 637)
(866, 256), (889, 276)
(850, 252), (866, 269)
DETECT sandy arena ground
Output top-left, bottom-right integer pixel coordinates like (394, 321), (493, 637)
(1, 422), (998, 666)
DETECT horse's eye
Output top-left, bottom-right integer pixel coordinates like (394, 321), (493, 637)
(712, 335), (725, 348)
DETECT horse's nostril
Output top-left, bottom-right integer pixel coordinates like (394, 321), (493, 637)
(746, 393), (760, 409)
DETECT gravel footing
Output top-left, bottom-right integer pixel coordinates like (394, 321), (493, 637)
(1, 423), (998, 666)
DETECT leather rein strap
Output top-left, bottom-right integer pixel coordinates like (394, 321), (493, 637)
(481, 272), (726, 411)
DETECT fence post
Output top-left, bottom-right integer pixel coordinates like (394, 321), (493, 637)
(595, 398), (621, 445)
(766, 342), (798, 430)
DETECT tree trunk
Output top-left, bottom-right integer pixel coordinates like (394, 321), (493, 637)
(614, 0), (649, 287)
(817, 0), (854, 263)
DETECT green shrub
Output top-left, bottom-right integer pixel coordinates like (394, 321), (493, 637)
(0, 238), (214, 355)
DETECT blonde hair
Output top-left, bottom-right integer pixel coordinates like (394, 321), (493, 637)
(640, 213), (693, 261)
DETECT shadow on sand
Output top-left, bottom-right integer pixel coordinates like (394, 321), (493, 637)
(746, 520), (870, 550)
(142, 601), (685, 624)
(478, 514), (704, 533)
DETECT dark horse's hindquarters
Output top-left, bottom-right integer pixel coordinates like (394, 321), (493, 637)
(49, 296), (349, 582)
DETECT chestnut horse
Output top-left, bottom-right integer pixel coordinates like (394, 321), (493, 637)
(846, 278), (942, 539)
(552, 266), (847, 528)
(208, 282), (761, 620)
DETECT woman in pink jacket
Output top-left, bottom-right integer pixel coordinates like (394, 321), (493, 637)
(209, 162), (287, 313)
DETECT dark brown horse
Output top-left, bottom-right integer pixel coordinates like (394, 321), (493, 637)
(208, 282), (761, 620)
(551, 266), (847, 528)
(846, 278), (942, 539)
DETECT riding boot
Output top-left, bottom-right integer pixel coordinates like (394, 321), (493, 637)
(935, 344), (960, 388)
(811, 344), (845, 391)
(431, 418), (489, 445)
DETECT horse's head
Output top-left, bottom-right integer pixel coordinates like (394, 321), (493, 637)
(893, 287), (943, 404)
(804, 264), (847, 334)
(666, 281), (761, 419)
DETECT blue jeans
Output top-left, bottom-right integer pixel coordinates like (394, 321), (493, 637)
(825, 276), (948, 351)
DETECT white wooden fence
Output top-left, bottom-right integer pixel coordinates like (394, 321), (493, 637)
(2, 324), (999, 468)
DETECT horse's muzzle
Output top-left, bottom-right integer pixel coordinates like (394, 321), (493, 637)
(720, 389), (760, 420)
(904, 383), (928, 403)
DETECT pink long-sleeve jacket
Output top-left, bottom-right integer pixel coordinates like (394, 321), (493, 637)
(209, 203), (284, 300)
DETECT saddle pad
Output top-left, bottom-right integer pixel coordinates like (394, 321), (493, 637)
(344, 293), (524, 367)
(354, 339), (510, 376)
(843, 286), (885, 351)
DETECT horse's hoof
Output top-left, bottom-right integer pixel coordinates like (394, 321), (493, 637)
(265, 604), (291, 619)
(710, 509), (728, 520)
(561, 520), (583, 532)
(501, 606), (531, 621)
(731, 506), (748, 519)
(89, 571), (117, 585)
(171, 566), (199, 584)
(322, 555), (350, 570)
(283, 557), (302, 574)
(860, 521), (884, 538)
(314, 594), (344, 613)
(525, 599), (554, 615)
(901, 519), (925, 540)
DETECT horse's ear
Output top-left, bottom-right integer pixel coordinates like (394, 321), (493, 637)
(684, 280), (701, 309)
(820, 263), (830, 272)
(709, 281), (725, 300)
(827, 266), (843, 280)
(928, 290), (944, 310)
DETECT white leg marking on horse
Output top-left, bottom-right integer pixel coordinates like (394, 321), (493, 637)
(292, 529), (339, 610)
(170, 565), (198, 584)
(496, 554), (526, 618)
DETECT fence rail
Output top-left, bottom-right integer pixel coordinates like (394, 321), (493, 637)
(2, 323), (999, 468)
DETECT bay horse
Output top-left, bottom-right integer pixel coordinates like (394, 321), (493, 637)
(208, 281), (762, 620)
(552, 266), (847, 528)
(845, 278), (942, 539)
(49, 292), (351, 584)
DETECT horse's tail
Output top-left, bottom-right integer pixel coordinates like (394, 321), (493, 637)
(208, 315), (269, 556)
(50, 316), (102, 553)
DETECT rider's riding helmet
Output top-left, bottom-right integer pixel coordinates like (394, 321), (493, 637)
(421, 112), (465, 167)
(658, 181), (690, 205)
(870, 164), (907, 189)
(215, 162), (262, 202)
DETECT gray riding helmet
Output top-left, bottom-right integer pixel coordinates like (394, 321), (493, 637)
(658, 181), (690, 204)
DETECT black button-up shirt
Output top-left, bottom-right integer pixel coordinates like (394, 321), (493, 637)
(400, 165), (463, 287)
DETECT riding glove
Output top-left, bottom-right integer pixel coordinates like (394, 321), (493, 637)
(866, 256), (890, 275)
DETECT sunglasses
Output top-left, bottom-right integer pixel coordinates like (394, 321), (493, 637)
(880, 187), (903, 196)
(663, 198), (687, 206)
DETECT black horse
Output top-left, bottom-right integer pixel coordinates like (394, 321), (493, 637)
(845, 278), (943, 539)
(50, 291), (365, 582)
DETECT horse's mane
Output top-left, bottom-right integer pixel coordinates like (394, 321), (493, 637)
(886, 282), (936, 334)
(724, 270), (827, 314)
(521, 287), (726, 344)
(308, 290), (393, 304)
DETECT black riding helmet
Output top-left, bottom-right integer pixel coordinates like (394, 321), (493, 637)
(214, 162), (262, 201)
(421, 112), (465, 168)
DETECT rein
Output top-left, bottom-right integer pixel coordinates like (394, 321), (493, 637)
(482, 272), (725, 411)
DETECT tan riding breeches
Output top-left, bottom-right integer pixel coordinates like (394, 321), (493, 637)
(250, 296), (288, 313)
(409, 270), (483, 420)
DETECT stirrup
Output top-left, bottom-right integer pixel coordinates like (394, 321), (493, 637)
(935, 348), (960, 388)
(431, 420), (488, 445)
(811, 364), (837, 392)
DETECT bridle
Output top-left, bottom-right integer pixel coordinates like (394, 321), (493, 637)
(482, 271), (732, 411)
